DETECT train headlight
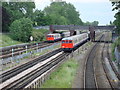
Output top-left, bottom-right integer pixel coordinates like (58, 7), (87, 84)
(62, 46), (65, 48)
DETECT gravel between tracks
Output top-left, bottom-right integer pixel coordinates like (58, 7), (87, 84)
(72, 41), (93, 88)
(72, 32), (113, 88)
(72, 33), (103, 88)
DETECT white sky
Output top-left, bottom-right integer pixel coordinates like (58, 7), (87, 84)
(34, 0), (116, 25)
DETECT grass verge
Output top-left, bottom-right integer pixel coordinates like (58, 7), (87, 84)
(41, 58), (79, 88)
(0, 33), (23, 47)
(1, 29), (49, 47)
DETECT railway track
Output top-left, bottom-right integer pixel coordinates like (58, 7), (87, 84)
(0, 48), (62, 83)
(2, 52), (69, 89)
(101, 32), (119, 88)
(1, 36), (87, 89)
(0, 48), (70, 89)
(84, 34), (104, 88)
(84, 32), (119, 89)
(0, 42), (53, 59)
(107, 43), (120, 80)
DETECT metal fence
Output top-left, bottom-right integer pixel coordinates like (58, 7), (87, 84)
(0, 42), (60, 65)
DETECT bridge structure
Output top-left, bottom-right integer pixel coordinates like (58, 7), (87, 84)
(49, 25), (115, 36)
(50, 25), (115, 32)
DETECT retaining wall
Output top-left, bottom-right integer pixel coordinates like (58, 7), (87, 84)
(115, 47), (120, 65)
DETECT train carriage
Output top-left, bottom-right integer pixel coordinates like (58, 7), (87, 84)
(46, 32), (70, 42)
(61, 33), (88, 51)
(61, 32), (70, 38)
(46, 33), (61, 42)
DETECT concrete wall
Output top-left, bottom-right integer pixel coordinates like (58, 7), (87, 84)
(115, 47), (120, 65)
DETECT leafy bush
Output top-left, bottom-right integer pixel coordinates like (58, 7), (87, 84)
(10, 18), (33, 42)
(32, 31), (44, 41)
(114, 37), (120, 47)
(32, 29), (49, 41)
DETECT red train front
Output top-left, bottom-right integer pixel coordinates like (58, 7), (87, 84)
(46, 33), (61, 42)
(46, 34), (54, 41)
(61, 40), (73, 51)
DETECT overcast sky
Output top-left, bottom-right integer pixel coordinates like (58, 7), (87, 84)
(35, 0), (116, 25)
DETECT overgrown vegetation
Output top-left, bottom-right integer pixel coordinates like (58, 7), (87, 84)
(10, 18), (33, 42)
(41, 59), (78, 88)
(111, 1), (120, 35)
(2, 2), (35, 32)
(1, 29), (49, 47)
(112, 37), (120, 61)
(0, 33), (23, 47)
(32, 29), (49, 41)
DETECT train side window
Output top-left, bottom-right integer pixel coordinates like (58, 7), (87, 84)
(62, 41), (65, 43)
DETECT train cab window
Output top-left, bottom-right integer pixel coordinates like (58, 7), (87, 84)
(66, 40), (69, 43)
(69, 40), (72, 43)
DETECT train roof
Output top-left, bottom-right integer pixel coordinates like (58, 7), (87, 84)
(47, 33), (60, 35)
(62, 32), (70, 34)
(62, 33), (87, 40)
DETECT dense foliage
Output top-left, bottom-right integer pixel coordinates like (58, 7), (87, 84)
(2, 1), (99, 43)
(32, 29), (49, 41)
(84, 21), (99, 26)
(2, 1), (99, 33)
(33, 10), (52, 26)
(112, 1), (120, 35)
(10, 18), (33, 42)
(2, 2), (35, 32)
(44, 2), (83, 25)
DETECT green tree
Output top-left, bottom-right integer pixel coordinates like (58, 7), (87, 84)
(2, 2), (11, 32)
(92, 21), (99, 26)
(84, 21), (99, 26)
(2, 2), (35, 32)
(10, 18), (33, 42)
(33, 10), (52, 26)
(112, 1), (120, 35)
(44, 2), (83, 25)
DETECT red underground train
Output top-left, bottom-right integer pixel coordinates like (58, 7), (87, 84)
(46, 33), (62, 42)
(61, 33), (89, 51)
(46, 32), (70, 42)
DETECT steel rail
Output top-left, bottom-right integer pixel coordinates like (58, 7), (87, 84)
(0, 48), (62, 83)
(2, 52), (69, 89)
(101, 33), (118, 89)
(1, 42), (53, 59)
(84, 35), (104, 89)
